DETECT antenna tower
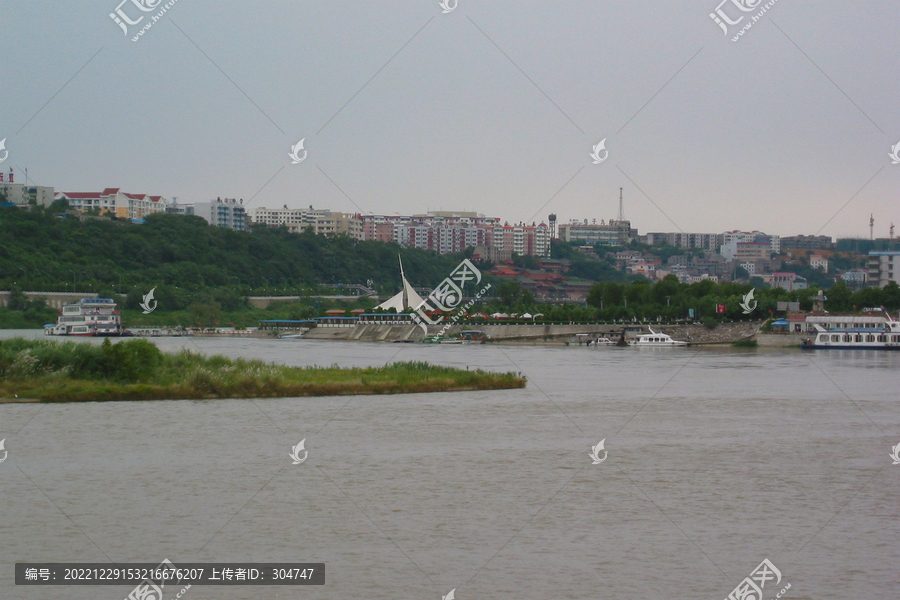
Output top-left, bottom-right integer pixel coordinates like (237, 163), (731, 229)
(617, 187), (624, 222)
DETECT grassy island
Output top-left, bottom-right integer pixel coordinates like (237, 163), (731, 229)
(0, 338), (526, 403)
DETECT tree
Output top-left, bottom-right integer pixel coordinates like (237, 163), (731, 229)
(47, 198), (69, 213)
(497, 281), (522, 308)
(881, 281), (900, 310)
(189, 301), (221, 326)
(825, 281), (852, 312)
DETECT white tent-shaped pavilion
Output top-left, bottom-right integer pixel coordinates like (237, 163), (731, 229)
(374, 255), (429, 312)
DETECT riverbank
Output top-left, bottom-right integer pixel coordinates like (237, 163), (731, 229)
(0, 338), (525, 403)
(294, 321), (763, 345)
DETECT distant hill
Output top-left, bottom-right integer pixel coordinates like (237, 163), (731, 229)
(0, 207), (465, 294)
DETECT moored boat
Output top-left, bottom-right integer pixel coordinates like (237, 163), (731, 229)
(44, 298), (130, 337)
(801, 313), (900, 350)
(628, 327), (689, 347)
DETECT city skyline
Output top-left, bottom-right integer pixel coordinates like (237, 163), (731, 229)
(2, 1), (898, 239)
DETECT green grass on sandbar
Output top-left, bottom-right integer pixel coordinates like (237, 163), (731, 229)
(0, 338), (526, 403)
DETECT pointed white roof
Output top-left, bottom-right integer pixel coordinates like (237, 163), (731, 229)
(375, 254), (429, 312)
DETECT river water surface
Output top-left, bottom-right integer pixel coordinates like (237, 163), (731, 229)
(0, 332), (898, 599)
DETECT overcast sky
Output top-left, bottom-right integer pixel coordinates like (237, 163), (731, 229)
(2, 1), (898, 238)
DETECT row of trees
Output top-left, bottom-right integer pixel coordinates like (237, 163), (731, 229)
(476, 276), (900, 323)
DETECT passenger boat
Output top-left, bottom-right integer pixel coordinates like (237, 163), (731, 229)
(43, 298), (130, 337)
(801, 313), (900, 350)
(628, 327), (689, 346)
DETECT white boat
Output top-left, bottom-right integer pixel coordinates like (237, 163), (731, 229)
(572, 333), (616, 346)
(802, 313), (900, 350)
(43, 298), (129, 337)
(628, 327), (688, 346)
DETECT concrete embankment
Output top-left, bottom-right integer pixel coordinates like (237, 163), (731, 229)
(297, 321), (763, 345)
(756, 333), (806, 348)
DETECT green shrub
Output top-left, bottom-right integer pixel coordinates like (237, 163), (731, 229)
(702, 316), (720, 330)
(732, 339), (758, 348)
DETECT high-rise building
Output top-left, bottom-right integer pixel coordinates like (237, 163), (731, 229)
(867, 251), (900, 288)
(193, 197), (246, 231)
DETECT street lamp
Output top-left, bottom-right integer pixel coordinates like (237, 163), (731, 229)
(69, 270), (77, 289)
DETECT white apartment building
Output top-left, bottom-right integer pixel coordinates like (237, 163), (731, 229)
(56, 188), (167, 219)
(250, 205), (332, 227)
(193, 197), (246, 231)
(809, 254), (829, 273)
(868, 251), (899, 288)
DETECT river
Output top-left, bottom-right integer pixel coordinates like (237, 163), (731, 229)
(0, 331), (898, 599)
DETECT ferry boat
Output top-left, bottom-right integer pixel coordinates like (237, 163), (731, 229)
(801, 313), (900, 350)
(628, 327), (689, 347)
(44, 298), (130, 337)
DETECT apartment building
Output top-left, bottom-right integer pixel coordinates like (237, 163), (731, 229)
(56, 188), (167, 219)
(0, 178), (55, 207)
(193, 197), (246, 231)
(640, 231), (718, 250)
(867, 251), (899, 288)
(720, 230), (780, 254)
(557, 219), (634, 245)
(781, 234), (833, 250)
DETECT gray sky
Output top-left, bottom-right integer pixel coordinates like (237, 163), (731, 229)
(2, 0), (898, 238)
